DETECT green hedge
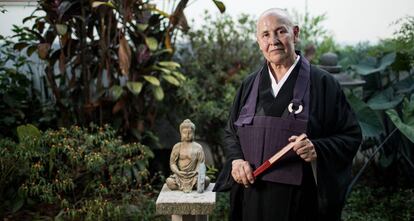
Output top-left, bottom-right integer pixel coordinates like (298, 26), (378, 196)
(0, 124), (166, 220)
(343, 185), (414, 221)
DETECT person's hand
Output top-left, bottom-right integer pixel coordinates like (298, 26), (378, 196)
(175, 170), (187, 177)
(186, 171), (197, 177)
(289, 134), (317, 162)
(231, 159), (254, 187)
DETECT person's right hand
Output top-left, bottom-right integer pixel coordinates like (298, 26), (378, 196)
(231, 159), (254, 187)
(176, 170), (187, 177)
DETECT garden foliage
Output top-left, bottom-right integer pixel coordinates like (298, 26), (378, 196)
(0, 124), (160, 220)
(168, 12), (263, 165)
(342, 17), (414, 190)
(343, 185), (414, 221)
(11, 0), (190, 142)
(0, 33), (56, 139)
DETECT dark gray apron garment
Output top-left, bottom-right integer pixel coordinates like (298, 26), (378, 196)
(231, 57), (317, 221)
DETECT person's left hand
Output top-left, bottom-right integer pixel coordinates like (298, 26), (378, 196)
(289, 134), (317, 162)
(186, 171), (197, 177)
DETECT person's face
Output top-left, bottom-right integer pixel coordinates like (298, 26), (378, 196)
(256, 14), (299, 66)
(180, 127), (194, 142)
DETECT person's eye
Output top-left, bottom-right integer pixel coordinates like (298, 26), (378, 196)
(278, 29), (287, 35)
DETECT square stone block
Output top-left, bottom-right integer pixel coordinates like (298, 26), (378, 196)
(156, 183), (216, 215)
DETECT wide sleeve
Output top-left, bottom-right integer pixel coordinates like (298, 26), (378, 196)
(308, 69), (362, 219)
(213, 76), (254, 192)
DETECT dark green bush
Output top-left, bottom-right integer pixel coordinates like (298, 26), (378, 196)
(343, 185), (414, 221)
(0, 35), (56, 139)
(210, 192), (230, 221)
(0, 124), (162, 220)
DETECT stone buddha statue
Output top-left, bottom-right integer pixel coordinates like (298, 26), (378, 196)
(166, 119), (210, 193)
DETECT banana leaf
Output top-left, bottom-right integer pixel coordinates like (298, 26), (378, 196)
(367, 87), (404, 110)
(386, 95), (414, 143)
(352, 52), (396, 76)
(347, 93), (384, 139)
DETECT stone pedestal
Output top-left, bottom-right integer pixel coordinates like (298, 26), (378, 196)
(156, 183), (216, 221)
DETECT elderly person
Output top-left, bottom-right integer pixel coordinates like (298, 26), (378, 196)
(213, 8), (362, 221)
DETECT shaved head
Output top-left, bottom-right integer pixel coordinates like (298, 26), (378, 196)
(256, 8), (296, 36)
(255, 8), (300, 68)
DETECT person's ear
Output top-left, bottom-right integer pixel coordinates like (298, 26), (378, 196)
(293, 26), (300, 43)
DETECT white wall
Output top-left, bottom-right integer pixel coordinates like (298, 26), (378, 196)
(0, 1), (37, 37)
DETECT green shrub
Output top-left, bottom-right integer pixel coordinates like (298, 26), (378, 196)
(0, 124), (161, 220)
(343, 185), (414, 221)
(210, 192), (230, 221)
(0, 35), (56, 139)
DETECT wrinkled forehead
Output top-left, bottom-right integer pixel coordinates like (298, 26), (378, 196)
(256, 12), (294, 33)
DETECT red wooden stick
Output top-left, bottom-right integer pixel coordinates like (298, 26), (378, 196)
(253, 134), (307, 178)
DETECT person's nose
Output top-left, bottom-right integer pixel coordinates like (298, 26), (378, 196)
(269, 33), (280, 46)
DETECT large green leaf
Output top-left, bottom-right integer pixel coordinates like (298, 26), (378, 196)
(386, 109), (414, 143)
(126, 81), (143, 95)
(361, 56), (378, 67)
(347, 93), (383, 138)
(143, 75), (160, 86)
(153, 86), (164, 101)
(162, 75), (180, 86)
(145, 37), (158, 51)
(148, 7), (170, 17)
(17, 124), (41, 143)
(13, 42), (29, 51)
(151, 65), (171, 74)
(212, 0), (226, 13)
(352, 52), (396, 76)
(172, 71), (186, 81)
(377, 52), (396, 71)
(110, 85), (123, 100)
(402, 95), (414, 126)
(394, 77), (414, 94)
(26, 45), (37, 57)
(158, 61), (181, 69)
(91, 1), (115, 8)
(367, 87), (404, 110)
(137, 23), (148, 32)
(386, 95), (414, 143)
(56, 24), (67, 36)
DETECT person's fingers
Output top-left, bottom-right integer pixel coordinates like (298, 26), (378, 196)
(296, 144), (310, 154)
(242, 162), (255, 184)
(304, 149), (317, 162)
(231, 165), (241, 183)
(232, 160), (253, 185)
(238, 164), (249, 185)
(293, 137), (312, 151)
(296, 140), (317, 162)
(288, 135), (298, 142)
(293, 139), (306, 151)
(231, 159), (245, 183)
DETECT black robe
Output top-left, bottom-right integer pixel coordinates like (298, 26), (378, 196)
(213, 60), (362, 221)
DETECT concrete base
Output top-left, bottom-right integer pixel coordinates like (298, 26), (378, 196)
(156, 183), (216, 220)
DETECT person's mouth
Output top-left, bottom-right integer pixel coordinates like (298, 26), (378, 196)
(270, 48), (284, 53)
